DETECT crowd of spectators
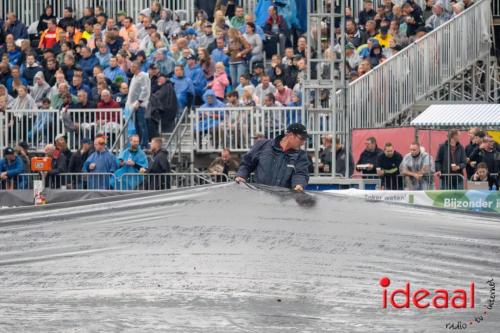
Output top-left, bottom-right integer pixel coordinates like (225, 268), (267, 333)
(318, 128), (499, 190)
(0, 134), (171, 190)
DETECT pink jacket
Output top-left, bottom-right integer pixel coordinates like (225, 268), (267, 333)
(211, 71), (229, 99)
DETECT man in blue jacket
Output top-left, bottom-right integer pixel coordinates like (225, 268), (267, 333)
(0, 147), (24, 189)
(171, 64), (194, 118)
(83, 136), (118, 189)
(235, 123), (310, 191)
(78, 47), (100, 77)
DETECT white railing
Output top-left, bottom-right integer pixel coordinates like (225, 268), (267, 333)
(0, 112), (4, 158)
(192, 106), (305, 152)
(3, 109), (124, 152)
(336, 0), (492, 131)
(0, 173), (40, 190)
(1, 0), (195, 27)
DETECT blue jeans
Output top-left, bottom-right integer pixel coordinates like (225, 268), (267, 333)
(229, 61), (248, 88)
(135, 107), (149, 148)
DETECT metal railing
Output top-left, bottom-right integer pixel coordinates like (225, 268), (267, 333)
(192, 106), (305, 152)
(165, 107), (190, 163)
(0, 173), (40, 190)
(40, 172), (230, 191)
(334, 0), (492, 130)
(1, 0), (195, 27)
(3, 109), (124, 152)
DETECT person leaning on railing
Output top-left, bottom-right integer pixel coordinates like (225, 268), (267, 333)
(434, 129), (466, 190)
(400, 142), (434, 191)
(0, 147), (25, 190)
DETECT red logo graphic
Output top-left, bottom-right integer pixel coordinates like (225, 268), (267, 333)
(380, 277), (475, 309)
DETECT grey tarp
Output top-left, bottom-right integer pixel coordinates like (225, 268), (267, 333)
(0, 184), (498, 332)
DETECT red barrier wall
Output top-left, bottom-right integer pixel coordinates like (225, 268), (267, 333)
(351, 127), (470, 166)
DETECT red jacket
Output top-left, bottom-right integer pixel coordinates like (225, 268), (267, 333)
(97, 100), (120, 122)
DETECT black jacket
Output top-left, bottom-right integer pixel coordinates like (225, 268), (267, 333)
(148, 81), (178, 123)
(320, 146), (354, 177)
(470, 147), (498, 175)
(465, 142), (479, 178)
(68, 149), (91, 173)
(357, 147), (383, 175)
(377, 151), (403, 189)
(147, 148), (171, 190)
(435, 141), (466, 174)
(237, 135), (310, 188)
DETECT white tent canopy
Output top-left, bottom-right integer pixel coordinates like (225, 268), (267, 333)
(411, 104), (500, 127)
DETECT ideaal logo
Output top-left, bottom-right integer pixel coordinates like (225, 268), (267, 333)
(379, 277), (496, 330)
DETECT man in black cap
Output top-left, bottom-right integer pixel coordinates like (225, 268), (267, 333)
(0, 147), (25, 189)
(235, 123), (310, 191)
(148, 63), (161, 93)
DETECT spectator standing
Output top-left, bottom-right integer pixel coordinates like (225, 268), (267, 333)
(148, 73), (178, 134)
(226, 28), (251, 88)
(36, 5), (57, 33)
(207, 62), (230, 100)
(465, 128), (482, 179)
(435, 129), (466, 189)
(263, 6), (289, 56)
(184, 54), (207, 104)
(83, 137), (118, 189)
(146, 137), (171, 190)
(359, 0), (377, 27)
(171, 64), (195, 117)
(44, 143), (67, 188)
(376, 142), (403, 190)
(356, 137), (382, 176)
(400, 142), (434, 190)
(320, 135), (354, 177)
(114, 135), (148, 190)
(470, 136), (499, 186)
(127, 61), (151, 148)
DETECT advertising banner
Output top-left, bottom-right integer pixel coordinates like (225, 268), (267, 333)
(328, 189), (500, 213)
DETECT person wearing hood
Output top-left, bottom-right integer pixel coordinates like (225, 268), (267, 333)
(83, 136), (118, 190)
(95, 44), (112, 69)
(184, 55), (207, 105)
(114, 134), (149, 190)
(11, 85), (37, 111)
(148, 73), (178, 134)
(171, 64), (195, 117)
(356, 136), (383, 176)
(197, 89), (225, 133)
(0, 84), (14, 108)
(368, 39), (383, 67)
(425, 2), (451, 31)
(157, 9), (180, 38)
(29, 72), (51, 106)
(152, 48), (176, 77)
(146, 137), (171, 190)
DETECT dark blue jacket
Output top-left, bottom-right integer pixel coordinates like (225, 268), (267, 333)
(0, 156), (24, 178)
(78, 55), (100, 77)
(5, 20), (28, 40)
(21, 65), (43, 85)
(237, 135), (310, 188)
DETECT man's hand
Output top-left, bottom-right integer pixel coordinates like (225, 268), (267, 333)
(294, 184), (304, 192)
(120, 160), (125, 167)
(451, 164), (460, 172)
(235, 176), (246, 184)
(0, 171), (7, 180)
(434, 171), (442, 177)
(415, 173), (423, 181)
(366, 163), (374, 171)
(126, 159), (135, 166)
(89, 163), (96, 171)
